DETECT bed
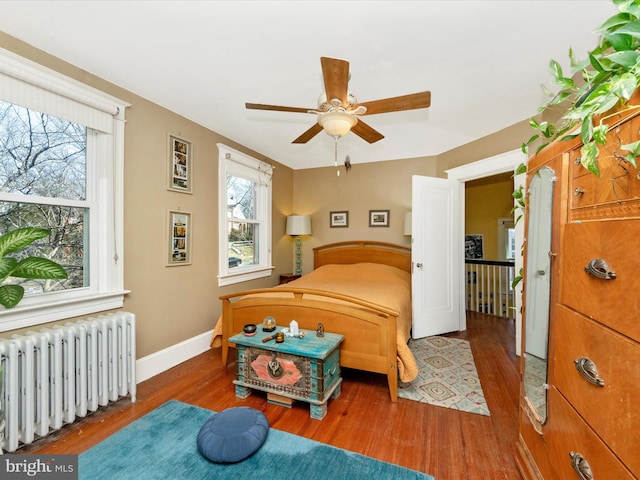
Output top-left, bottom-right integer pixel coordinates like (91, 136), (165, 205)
(217, 240), (418, 402)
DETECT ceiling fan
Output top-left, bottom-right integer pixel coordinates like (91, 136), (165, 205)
(245, 57), (431, 144)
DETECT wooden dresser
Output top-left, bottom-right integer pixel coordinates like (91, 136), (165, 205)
(517, 106), (640, 479)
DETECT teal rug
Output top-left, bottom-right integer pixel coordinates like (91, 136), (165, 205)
(79, 400), (434, 480)
(398, 336), (490, 416)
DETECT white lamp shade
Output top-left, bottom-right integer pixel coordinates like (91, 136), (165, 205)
(317, 111), (357, 137)
(286, 215), (312, 236)
(403, 211), (412, 236)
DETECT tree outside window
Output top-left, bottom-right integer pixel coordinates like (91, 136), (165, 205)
(0, 101), (87, 296)
(218, 144), (272, 286)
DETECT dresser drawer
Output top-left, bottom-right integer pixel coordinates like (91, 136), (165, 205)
(561, 220), (640, 341)
(553, 305), (640, 474)
(547, 387), (634, 480)
(569, 117), (640, 210)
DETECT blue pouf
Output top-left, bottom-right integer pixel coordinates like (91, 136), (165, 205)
(197, 407), (270, 464)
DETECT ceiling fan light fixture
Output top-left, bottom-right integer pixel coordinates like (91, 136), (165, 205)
(317, 111), (357, 137)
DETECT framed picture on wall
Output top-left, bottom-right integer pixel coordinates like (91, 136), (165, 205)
(369, 209), (390, 227)
(330, 211), (349, 228)
(168, 135), (192, 193)
(465, 234), (484, 259)
(167, 210), (192, 265)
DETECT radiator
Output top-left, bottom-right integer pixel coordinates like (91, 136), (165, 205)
(0, 312), (136, 453)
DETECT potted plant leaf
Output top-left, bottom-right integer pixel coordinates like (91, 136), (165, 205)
(0, 227), (67, 309)
(523, 0), (640, 175)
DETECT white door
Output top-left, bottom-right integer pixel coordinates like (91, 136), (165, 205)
(411, 175), (463, 338)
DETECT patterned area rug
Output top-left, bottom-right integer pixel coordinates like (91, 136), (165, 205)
(523, 353), (546, 418)
(398, 336), (490, 416)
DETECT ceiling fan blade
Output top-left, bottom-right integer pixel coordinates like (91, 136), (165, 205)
(321, 57), (349, 106)
(292, 123), (324, 144)
(246, 102), (313, 114)
(351, 119), (384, 143)
(357, 91), (431, 115)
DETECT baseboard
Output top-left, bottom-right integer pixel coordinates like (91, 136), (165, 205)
(135, 329), (214, 383)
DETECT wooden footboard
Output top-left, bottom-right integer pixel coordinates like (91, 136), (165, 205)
(220, 287), (400, 402)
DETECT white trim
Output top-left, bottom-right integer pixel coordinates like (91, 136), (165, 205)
(0, 49), (129, 330)
(0, 290), (129, 332)
(217, 143), (274, 178)
(513, 170), (526, 356)
(217, 267), (274, 286)
(135, 329), (214, 383)
(217, 143), (273, 286)
(0, 47), (128, 131)
(446, 149), (526, 182)
(445, 148), (526, 350)
(497, 216), (516, 261)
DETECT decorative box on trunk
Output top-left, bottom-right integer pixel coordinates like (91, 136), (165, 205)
(229, 329), (343, 420)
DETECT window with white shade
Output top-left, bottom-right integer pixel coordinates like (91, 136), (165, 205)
(498, 217), (516, 261)
(0, 48), (129, 331)
(218, 144), (273, 286)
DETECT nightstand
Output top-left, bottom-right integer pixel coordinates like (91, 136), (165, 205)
(229, 329), (343, 420)
(279, 273), (301, 284)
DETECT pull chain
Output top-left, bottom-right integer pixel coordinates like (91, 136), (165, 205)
(334, 136), (340, 176)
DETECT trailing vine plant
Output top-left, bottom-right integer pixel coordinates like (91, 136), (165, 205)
(510, 162), (527, 289)
(522, 0), (640, 176)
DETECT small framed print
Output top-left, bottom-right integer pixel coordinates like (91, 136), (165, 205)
(167, 211), (192, 265)
(330, 211), (349, 228)
(465, 234), (484, 260)
(168, 135), (192, 193)
(369, 209), (390, 227)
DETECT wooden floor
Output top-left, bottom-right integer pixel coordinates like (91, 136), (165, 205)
(21, 311), (522, 480)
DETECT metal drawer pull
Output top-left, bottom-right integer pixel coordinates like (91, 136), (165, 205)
(584, 258), (616, 280)
(574, 356), (605, 387)
(574, 188), (586, 196)
(569, 452), (594, 480)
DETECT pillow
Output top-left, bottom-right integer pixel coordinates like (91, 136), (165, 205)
(197, 407), (269, 463)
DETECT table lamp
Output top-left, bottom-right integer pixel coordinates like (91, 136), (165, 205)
(286, 215), (312, 275)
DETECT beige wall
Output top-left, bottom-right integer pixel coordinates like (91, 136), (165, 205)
(0, 32), (530, 361)
(436, 121), (532, 176)
(291, 156), (438, 274)
(0, 33), (294, 357)
(291, 124), (528, 274)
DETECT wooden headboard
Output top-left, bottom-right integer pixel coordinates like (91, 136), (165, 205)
(313, 240), (411, 273)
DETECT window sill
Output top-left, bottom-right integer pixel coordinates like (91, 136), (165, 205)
(0, 290), (130, 332)
(217, 267), (274, 287)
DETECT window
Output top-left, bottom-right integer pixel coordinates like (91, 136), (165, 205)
(218, 144), (273, 286)
(0, 48), (128, 331)
(1, 102), (88, 291)
(498, 217), (516, 261)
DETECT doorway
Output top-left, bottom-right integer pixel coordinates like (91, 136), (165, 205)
(446, 149), (526, 355)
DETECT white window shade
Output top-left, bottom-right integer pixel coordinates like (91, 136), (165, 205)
(0, 48), (127, 133)
(218, 144), (273, 286)
(0, 48), (130, 331)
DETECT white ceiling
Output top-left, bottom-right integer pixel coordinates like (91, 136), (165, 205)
(0, 1), (618, 170)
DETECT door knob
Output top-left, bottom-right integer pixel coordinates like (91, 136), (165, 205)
(416, 262), (423, 269)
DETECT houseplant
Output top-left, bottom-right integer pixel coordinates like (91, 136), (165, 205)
(0, 229), (66, 454)
(0, 227), (67, 309)
(523, 0), (640, 176)
(513, 0), (640, 287)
